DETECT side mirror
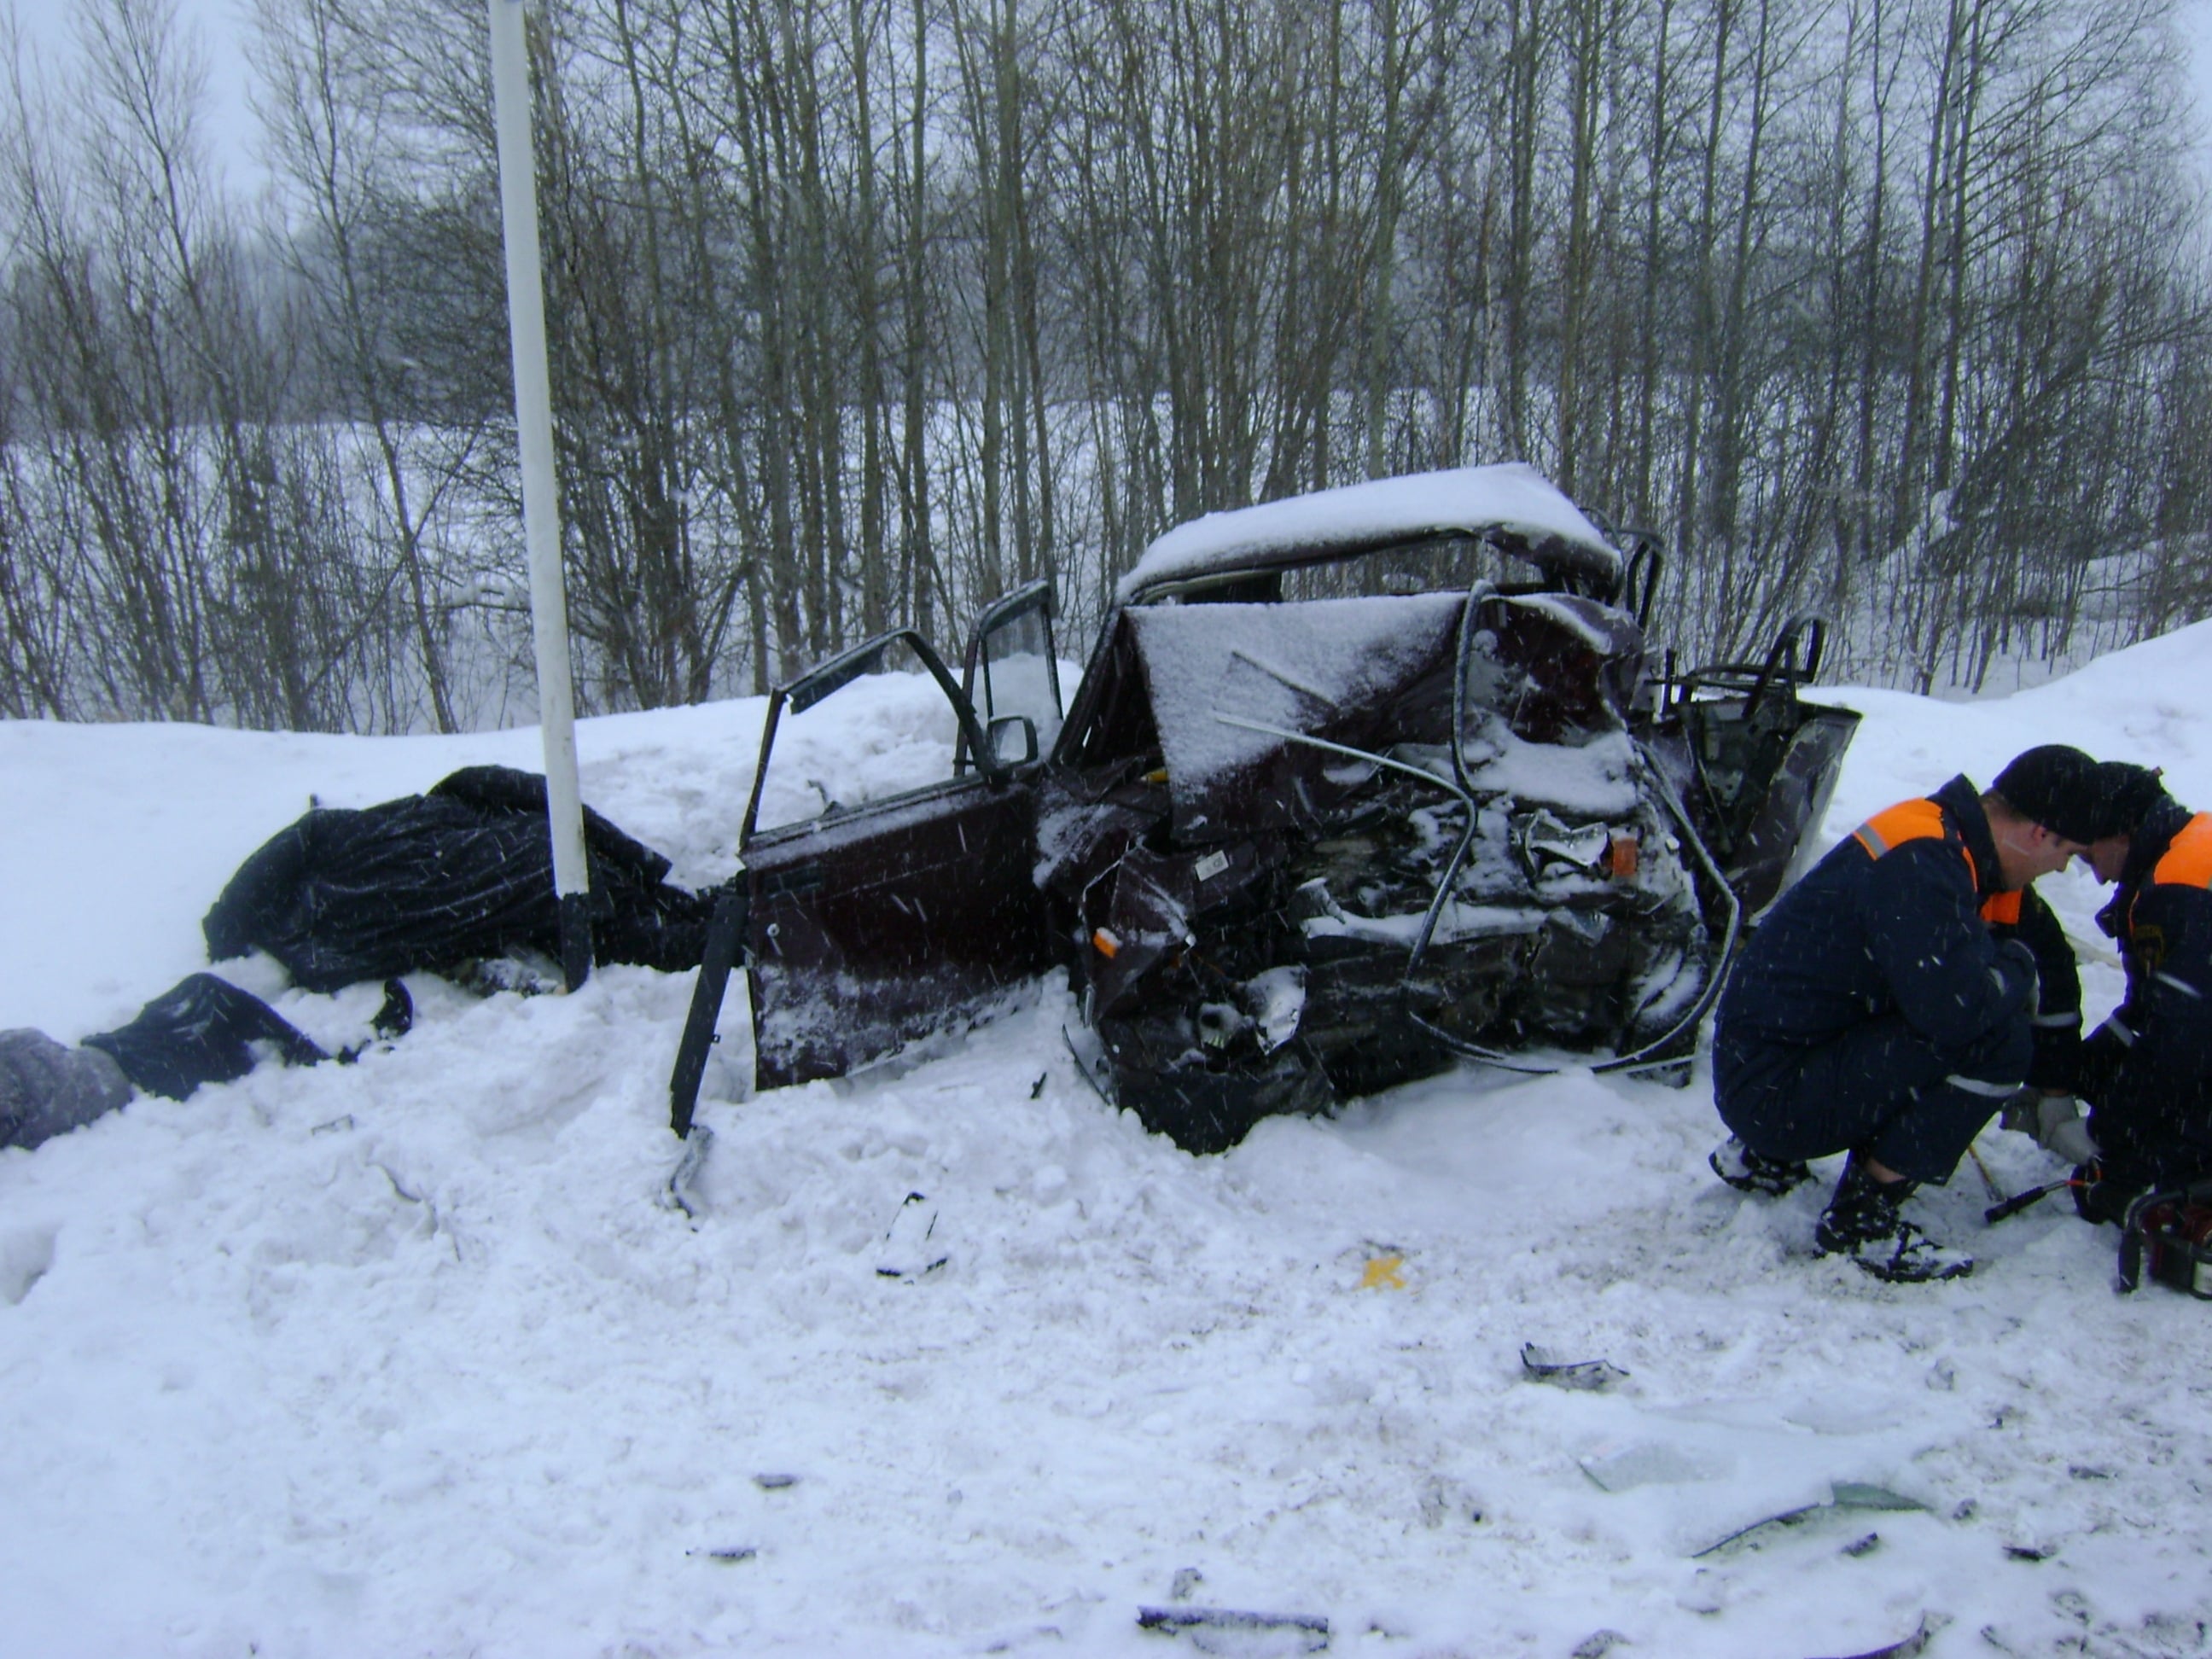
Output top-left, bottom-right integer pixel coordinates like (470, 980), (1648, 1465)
(988, 713), (1039, 767)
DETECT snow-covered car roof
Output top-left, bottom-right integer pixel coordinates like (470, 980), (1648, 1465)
(1117, 463), (1620, 601)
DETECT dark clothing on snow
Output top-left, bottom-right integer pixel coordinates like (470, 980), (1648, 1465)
(6, 768), (710, 1155)
(84, 973), (329, 1102)
(2074, 798), (2212, 1195)
(203, 765), (713, 992)
(1714, 776), (2036, 1184)
(5, 975), (346, 1154)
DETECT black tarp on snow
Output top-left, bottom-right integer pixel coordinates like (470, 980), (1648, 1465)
(201, 765), (715, 992)
(84, 973), (332, 1102)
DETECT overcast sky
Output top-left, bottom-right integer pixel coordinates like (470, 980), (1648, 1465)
(11, 0), (2212, 204)
(10, 0), (276, 199)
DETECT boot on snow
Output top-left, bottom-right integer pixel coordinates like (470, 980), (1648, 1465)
(1710, 1137), (1814, 1198)
(1815, 1157), (1973, 1283)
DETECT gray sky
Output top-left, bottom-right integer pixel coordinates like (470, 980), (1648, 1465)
(10, 0), (273, 199)
(11, 0), (2212, 204)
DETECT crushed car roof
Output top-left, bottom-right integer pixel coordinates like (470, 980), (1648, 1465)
(1116, 463), (1621, 601)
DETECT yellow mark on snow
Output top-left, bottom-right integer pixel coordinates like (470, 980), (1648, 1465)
(1360, 1254), (1407, 1291)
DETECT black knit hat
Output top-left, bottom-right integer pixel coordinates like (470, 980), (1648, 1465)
(2086, 760), (2168, 841)
(1990, 745), (2104, 844)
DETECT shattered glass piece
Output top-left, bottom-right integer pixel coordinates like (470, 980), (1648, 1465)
(876, 1191), (947, 1280)
(1830, 1482), (1926, 1513)
(1577, 1441), (1718, 1492)
(1521, 1342), (1629, 1391)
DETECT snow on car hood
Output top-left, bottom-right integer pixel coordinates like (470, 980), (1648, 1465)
(1117, 463), (1619, 600)
(1129, 593), (1465, 830)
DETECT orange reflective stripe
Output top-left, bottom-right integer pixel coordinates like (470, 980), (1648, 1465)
(1853, 799), (1948, 860)
(1980, 890), (2023, 925)
(2152, 813), (2212, 890)
(1853, 797), (1981, 890)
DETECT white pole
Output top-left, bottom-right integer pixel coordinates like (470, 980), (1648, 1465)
(489, 0), (592, 988)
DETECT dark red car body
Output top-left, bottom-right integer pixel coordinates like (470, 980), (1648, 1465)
(707, 466), (1858, 1153)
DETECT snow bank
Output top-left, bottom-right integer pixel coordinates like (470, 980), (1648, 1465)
(3, 620), (2212, 1656)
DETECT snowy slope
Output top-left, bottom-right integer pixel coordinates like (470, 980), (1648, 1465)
(3, 626), (2211, 1658)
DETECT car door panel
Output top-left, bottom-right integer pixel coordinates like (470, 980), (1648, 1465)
(746, 777), (1051, 1087)
(741, 603), (1063, 1090)
(1642, 614), (1862, 914)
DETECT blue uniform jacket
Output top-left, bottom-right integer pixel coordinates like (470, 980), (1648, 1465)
(1994, 882), (2083, 1090)
(1716, 775), (2036, 1063)
(2081, 799), (2212, 1188)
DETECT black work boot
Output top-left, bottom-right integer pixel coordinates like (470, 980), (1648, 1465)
(1709, 1136), (1815, 1198)
(1815, 1156), (1973, 1283)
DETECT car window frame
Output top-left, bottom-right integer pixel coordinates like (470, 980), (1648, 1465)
(955, 579), (1062, 776)
(740, 627), (1004, 850)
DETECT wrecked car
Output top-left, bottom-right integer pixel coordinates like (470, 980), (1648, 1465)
(672, 463), (1860, 1154)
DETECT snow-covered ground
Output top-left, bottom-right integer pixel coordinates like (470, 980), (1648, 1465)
(3, 625), (2211, 1658)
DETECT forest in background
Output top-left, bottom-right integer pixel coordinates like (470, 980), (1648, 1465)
(0, 0), (2207, 733)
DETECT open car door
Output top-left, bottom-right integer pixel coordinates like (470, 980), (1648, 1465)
(741, 584), (1063, 1089)
(1640, 614), (1861, 916)
(958, 580), (1067, 771)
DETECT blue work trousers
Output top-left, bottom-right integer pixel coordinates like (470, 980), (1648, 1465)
(1714, 1012), (2031, 1185)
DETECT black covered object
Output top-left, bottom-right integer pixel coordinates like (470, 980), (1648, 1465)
(202, 765), (713, 992)
(84, 973), (327, 1101)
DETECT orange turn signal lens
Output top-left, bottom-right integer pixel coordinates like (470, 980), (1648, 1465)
(1606, 835), (1639, 879)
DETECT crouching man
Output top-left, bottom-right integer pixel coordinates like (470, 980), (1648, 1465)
(2065, 762), (2212, 1222)
(1708, 747), (2103, 1282)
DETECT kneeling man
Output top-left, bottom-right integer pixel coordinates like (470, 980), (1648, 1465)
(2066, 762), (2212, 1222)
(1709, 746), (2102, 1281)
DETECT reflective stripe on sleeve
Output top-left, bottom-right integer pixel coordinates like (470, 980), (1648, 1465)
(1945, 1073), (2024, 1098)
(2032, 1010), (2081, 1029)
(2153, 970), (2204, 1000)
(1851, 799), (1981, 890)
